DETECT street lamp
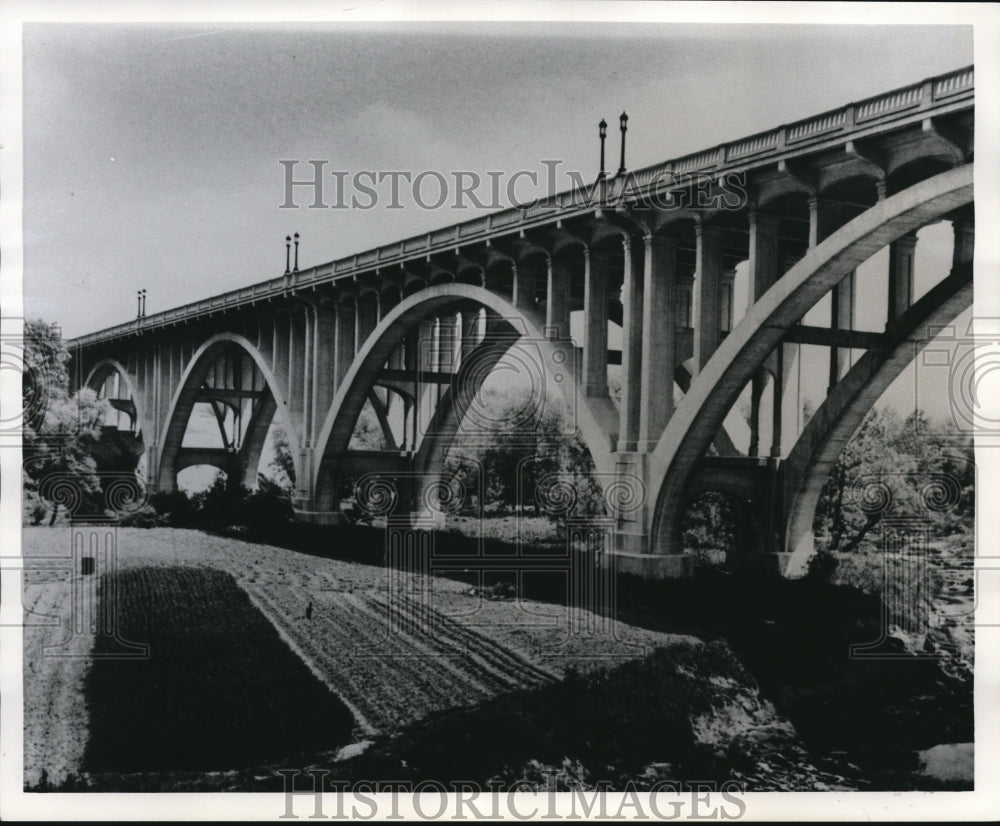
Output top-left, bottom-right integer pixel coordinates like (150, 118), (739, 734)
(285, 235), (291, 275)
(293, 232), (300, 273)
(598, 118), (608, 179)
(618, 111), (629, 176)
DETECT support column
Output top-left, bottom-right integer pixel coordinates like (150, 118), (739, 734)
(748, 371), (764, 458)
(436, 312), (458, 409)
(638, 235), (676, 450)
(808, 196), (843, 249)
(808, 196), (857, 393)
(693, 224), (726, 373)
(888, 232), (917, 324)
(357, 293), (379, 349)
(829, 273), (856, 391)
(582, 246), (609, 397)
(313, 304), (337, 443)
(334, 300), (356, 389)
(512, 260), (534, 313)
(459, 308), (480, 362)
(747, 209), (781, 307)
(675, 272), (694, 364)
(953, 219), (975, 267)
(404, 327), (419, 451)
(770, 345), (784, 459)
(417, 317), (437, 446)
(720, 267), (736, 336)
(546, 255), (571, 340)
(618, 237), (643, 452)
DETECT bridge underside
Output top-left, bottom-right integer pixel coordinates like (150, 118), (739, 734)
(70, 68), (975, 578)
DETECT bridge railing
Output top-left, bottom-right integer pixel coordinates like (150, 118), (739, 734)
(69, 65), (973, 349)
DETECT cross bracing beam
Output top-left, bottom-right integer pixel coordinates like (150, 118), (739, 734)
(779, 325), (887, 349)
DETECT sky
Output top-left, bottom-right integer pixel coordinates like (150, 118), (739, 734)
(16, 16), (979, 425)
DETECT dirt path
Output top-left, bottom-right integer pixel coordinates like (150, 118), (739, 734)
(21, 527), (697, 785)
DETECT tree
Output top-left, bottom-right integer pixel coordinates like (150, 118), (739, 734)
(22, 319), (111, 524)
(813, 406), (973, 552)
(445, 385), (601, 517)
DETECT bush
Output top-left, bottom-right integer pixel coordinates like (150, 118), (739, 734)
(118, 504), (168, 528)
(149, 490), (197, 525)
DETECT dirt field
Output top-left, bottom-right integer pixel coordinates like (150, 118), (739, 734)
(21, 526), (703, 787)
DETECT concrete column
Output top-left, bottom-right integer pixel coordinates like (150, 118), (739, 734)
(808, 196), (843, 249)
(357, 293), (379, 348)
(334, 300), (356, 388)
(829, 273), (856, 392)
(459, 308), (480, 362)
(303, 306), (314, 446)
(720, 267), (736, 335)
(638, 235), (677, 450)
(436, 313), (458, 409)
(618, 236), (643, 452)
(404, 327), (419, 451)
(953, 219), (975, 267)
(747, 210), (781, 307)
(313, 305), (337, 441)
(749, 371), (764, 458)
(512, 260), (534, 313)
(809, 197), (856, 393)
(770, 346), (784, 459)
(546, 255), (571, 340)
(582, 246), (609, 397)
(288, 310), (307, 444)
(437, 312), (458, 375)
(417, 317), (437, 445)
(888, 232), (918, 324)
(380, 288), (403, 371)
(693, 224), (726, 373)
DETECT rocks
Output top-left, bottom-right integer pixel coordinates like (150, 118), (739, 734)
(916, 742), (973, 785)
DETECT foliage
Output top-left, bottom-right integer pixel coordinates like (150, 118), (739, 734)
(262, 423), (296, 490)
(142, 473), (294, 534)
(682, 492), (737, 564)
(814, 407), (974, 552)
(444, 385), (603, 519)
(21, 318), (151, 524)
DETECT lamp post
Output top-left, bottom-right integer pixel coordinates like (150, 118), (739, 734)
(598, 118), (608, 179)
(618, 111), (628, 176)
(136, 290), (141, 319)
(141, 289), (146, 318)
(285, 235), (291, 275)
(293, 232), (300, 273)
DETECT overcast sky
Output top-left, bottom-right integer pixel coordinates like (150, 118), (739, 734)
(22, 22), (973, 338)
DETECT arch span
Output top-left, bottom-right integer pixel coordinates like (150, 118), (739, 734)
(646, 164), (974, 557)
(156, 333), (300, 493)
(311, 283), (620, 512)
(84, 358), (146, 435)
(781, 260), (973, 574)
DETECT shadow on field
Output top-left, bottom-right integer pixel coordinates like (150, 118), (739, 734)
(82, 567), (356, 775)
(226, 522), (972, 789)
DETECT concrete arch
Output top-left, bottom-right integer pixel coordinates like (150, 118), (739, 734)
(410, 320), (526, 484)
(312, 283), (619, 510)
(781, 261), (972, 574)
(156, 332), (300, 493)
(84, 358), (146, 435)
(647, 163), (973, 556)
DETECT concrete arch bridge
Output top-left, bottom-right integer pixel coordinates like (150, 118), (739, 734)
(70, 66), (975, 577)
